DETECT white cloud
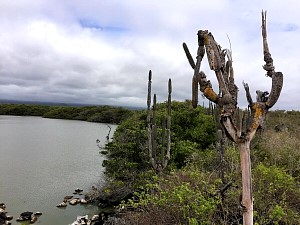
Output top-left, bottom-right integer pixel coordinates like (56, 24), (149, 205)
(0, 0), (298, 109)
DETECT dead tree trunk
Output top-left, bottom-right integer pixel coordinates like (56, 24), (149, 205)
(183, 11), (283, 225)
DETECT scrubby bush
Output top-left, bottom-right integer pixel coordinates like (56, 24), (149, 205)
(253, 163), (300, 224)
(120, 168), (222, 224)
(255, 129), (300, 178)
(101, 104), (300, 225)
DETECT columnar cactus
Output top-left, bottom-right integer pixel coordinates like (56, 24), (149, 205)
(147, 70), (171, 173)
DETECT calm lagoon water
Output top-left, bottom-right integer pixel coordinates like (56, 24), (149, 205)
(0, 115), (117, 224)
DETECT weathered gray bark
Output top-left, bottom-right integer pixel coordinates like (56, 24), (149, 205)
(183, 11), (283, 225)
(238, 140), (253, 224)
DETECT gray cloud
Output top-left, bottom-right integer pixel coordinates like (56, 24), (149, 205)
(0, 0), (299, 109)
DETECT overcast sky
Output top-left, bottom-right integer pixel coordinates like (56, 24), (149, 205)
(0, 0), (298, 110)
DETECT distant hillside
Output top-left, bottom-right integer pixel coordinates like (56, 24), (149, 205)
(0, 99), (144, 110)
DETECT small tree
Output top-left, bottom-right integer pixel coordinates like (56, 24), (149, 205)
(183, 11), (283, 225)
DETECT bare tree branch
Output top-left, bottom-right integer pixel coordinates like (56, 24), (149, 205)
(243, 81), (253, 106)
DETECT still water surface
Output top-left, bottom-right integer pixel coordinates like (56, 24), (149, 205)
(0, 116), (117, 224)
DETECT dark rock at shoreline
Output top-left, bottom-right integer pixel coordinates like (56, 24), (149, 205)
(70, 215), (101, 225)
(4, 215), (13, 221)
(57, 190), (95, 208)
(0, 204), (6, 210)
(16, 211), (41, 224)
(16, 211), (33, 221)
(74, 188), (83, 193)
(64, 195), (73, 202)
(0, 204), (13, 225)
(20, 211), (33, 218)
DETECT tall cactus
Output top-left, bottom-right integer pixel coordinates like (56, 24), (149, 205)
(147, 70), (171, 173)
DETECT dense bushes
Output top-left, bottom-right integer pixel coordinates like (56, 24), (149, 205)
(253, 163), (300, 224)
(121, 168), (221, 224)
(101, 104), (300, 224)
(0, 104), (133, 124)
(0, 104), (50, 116)
(102, 101), (216, 181)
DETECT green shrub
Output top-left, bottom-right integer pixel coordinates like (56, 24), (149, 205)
(253, 163), (300, 224)
(121, 168), (221, 224)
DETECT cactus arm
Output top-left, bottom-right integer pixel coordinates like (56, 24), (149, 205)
(265, 72), (283, 108)
(147, 70), (152, 113)
(261, 11), (283, 109)
(192, 74), (199, 108)
(182, 42), (196, 69)
(164, 79), (172, 166)
(147, 70), (153, 162)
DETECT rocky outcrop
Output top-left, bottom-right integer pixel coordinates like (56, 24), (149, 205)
(56, 202), (67, 208)
(16, 211), (42, 224)
(73, 188), (83, 195)
(0, 203), (13, 225)
(0, 203), (42, 224)
(16, 211), (42, 223)
(69, 199), (80, 205)
(64, 195), (73, 201)
(16, 211), (33, 221)
(80, 199), (88, 204)
(57, 188), (93, 208)
(70, 214), (102, 225)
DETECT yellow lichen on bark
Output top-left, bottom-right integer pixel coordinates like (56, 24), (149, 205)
(250, 103), (267, 132)
(203, 87), (218, 103)
(251, 103), (262, 130)
(204, 33), (210, 45)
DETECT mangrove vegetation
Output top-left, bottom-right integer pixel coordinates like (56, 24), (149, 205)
(0, 104), (133, 124)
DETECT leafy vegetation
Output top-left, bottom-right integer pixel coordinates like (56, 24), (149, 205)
(100, 103), (300, 225)
(0, 104), (133, 124)
(3, 101), (299, 224)
(102, 100), (215, 180)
